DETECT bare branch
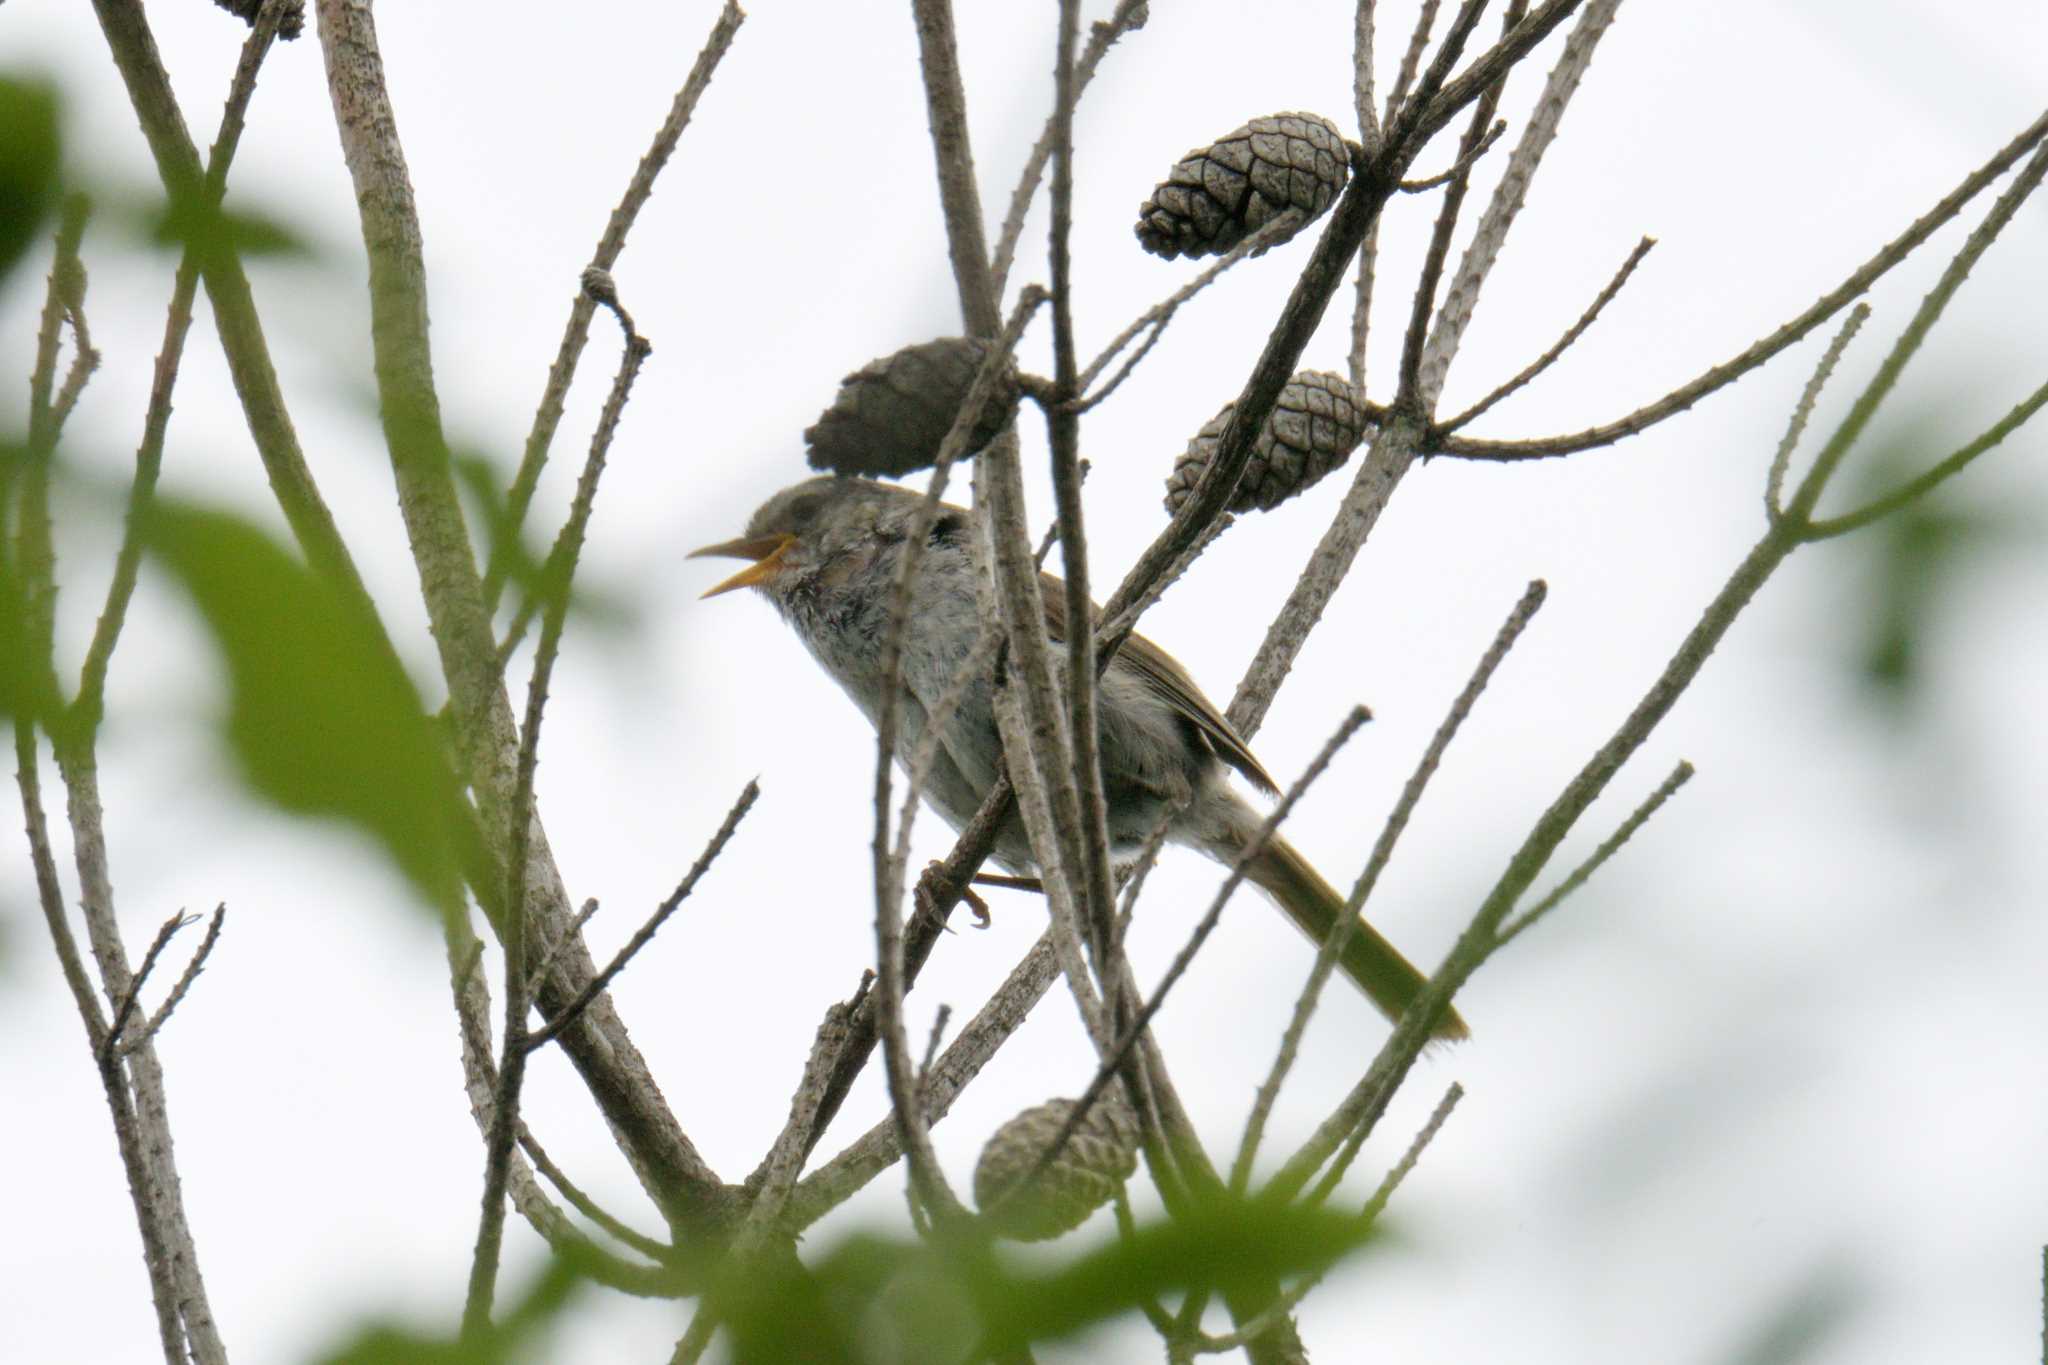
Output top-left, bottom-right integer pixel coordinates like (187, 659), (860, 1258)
(1802, 376), (2048, 541)
(1414, 0), (1619, 409)
(1195, 1084), (1466, 1357)
(1047, 0), (1123, 1003)
(1440, 233), (1655, 431)
(1435, 108), (2048, 459)
(313, 0), (727, 1230)
(94, 0), (381, 608)
(1031, 709), (1370, 1200)
(467, 242), (656, 1338)
(526, 779), (759, 1055)
(1496, 760), (1694, 947)
(1231, 582), (1541, 1191)
(785, 934), (1061, 1230)
(1398, 116), (1507, 192)
(989, 0), (1150, 299)
(1267, 530), (1791, 1208)
(518, 1127), (674, 1265)
(114, 906), (227, 1059)
(1353, 0), (1383, 153)
(1383, 0), (1442, 124)
(1356, 1081), (1464, 1218)
(487, 0), (744, 609)
(1226, 413), (1425, 738)
(1779, 139), (2048, 528)
(75, 2), (288, 743)
(1397, 5), (1521, 408)
(1074, 210), (1307, 404)
(1764, 303), (1869, 521)
(526, 897), (600, 1001)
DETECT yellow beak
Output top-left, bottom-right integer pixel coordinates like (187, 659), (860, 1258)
(689, 532), (797, 598)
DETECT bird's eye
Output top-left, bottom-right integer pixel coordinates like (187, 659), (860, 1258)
(928, 511), (968, 547)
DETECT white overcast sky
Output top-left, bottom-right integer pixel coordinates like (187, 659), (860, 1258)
(4, 3), (2047, 1363)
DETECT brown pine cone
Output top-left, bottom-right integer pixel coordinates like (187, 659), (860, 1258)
(1135, 113), (1350, 260)
(1164, 370), (1372, 515)
(804, 337), (1021, 478)
(972, 1096), (1139, 1243)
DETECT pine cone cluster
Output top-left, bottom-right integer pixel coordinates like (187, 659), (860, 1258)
(1134, 112), (1350, 261)
(972, 1096), (1139, 1243)
(1164, 370), (1372, 515)
(804, 336), (1021, 478)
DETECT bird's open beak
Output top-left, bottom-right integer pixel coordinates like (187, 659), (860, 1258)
(689, 532), (796, 598)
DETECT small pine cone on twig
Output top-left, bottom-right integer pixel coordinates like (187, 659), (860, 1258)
(972, 1096), (1139, 1243)
(1164, 370), (1372, 516)
(804, 337), (1022, 478)
(1134, 112), (1350, 261)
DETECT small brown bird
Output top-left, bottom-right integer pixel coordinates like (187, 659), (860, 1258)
(694, 475), (1464, 1040)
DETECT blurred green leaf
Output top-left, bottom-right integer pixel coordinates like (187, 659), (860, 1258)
(714, 1198), (1385, 1363)
(974, 1198), (1382, 1352)
(317, 1252), (587, 1364)
(453, 451), (552, 603)
(145, 501), (471, 910)
(453, 449), (637, 640)
(149, 188), (309, 261)
(1721, 1260), (1862, 1365)
(0, 75), (62, 282)
(1840, 418), (2037, 718)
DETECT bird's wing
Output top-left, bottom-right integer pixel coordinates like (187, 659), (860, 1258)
(1037, 573), (1279, 796)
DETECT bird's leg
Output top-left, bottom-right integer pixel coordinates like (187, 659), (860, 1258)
(917, 860), (995, 929)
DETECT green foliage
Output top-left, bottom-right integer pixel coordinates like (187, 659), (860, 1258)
(146, 184), (309, 263)
(1842, 420), (2037, 718)
(144, 500), (474, 911)
(712, 1198), (1385, 1362)
(0, 75), (62, 282)
(317, 1254), (587, 1364)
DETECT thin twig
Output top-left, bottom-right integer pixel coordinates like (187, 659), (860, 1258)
(876, 286), (1049, 919)
(1356, 1081), (1464, 1219)
(442, 913), (680, 1298)
(526, 780), (758, 1054)
(494, 269), (654, 663)
(1496, 760), (1693, 947)
(1197, 1084), (1465, 1357)
(1073, 211), (1308, 407)
(1395, 0), (1493, 137)
(784, 933), (1061, 1230)
(1231, 582), (1541, 1192)
(99, 915), (194, 1067)
(517, 1127), (674, 1264)
(1265, 529), (1795, 1207)
(1802, 375), (2048, 541)
(1020, 709), (1370, 1202)
(1780, 139), (2048, 529)
(1398, 116), (1507, 192)
(1764, 304), (1870, 522)
(1396, 4), (1519, 408)
(487, 0), (745, 609)
(99, 0), (379, 611)
(121, 904), (227, 1057)
(1382, 0), (1442, 125)
(1434, 107), (2048, 459)
(1353, 0), (1383, 154)
(916, 1004), (953, 1090)
(73, 9), (284, 743)
(1046, 0), (1122, 995)
(989, 0), (1150, 299)
(1441, 233), (1655, 431)
(526, 897), (601, 1000)
(48, 204), (100, 434)
(466, 265), (654, 1335)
